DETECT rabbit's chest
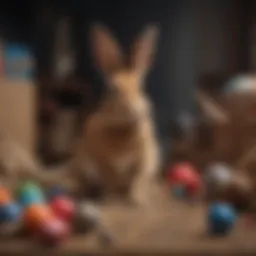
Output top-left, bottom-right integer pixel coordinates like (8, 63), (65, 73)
(85, 122), (143, 170)
(90, 134), (141, 170)
(98, 140), (140, 169)
(95, 124), (140, 153)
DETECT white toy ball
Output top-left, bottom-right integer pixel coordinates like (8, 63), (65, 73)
(79, 202), (100, 223)
(73, 201), (100, 233)
(73, 201), (114, 246)
(204, 163), (232, 190)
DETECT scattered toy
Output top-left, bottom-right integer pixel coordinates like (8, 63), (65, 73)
(16, 182), (45, 207)
(73, 201), (100, 233)
(36, 217), (70, 246)
(50, 196), (74, 222)
(167, 162), (201, 200)
(207, 202), (237, 236)
(204, 163), (232, 193)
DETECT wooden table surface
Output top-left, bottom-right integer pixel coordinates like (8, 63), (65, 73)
(0, 188), (256, 255)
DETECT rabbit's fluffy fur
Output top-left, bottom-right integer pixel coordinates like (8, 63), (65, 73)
(0, 24), (160, 206)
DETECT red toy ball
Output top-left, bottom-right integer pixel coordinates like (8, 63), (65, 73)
(167, 162), (196, 183)
(167, 162), (201, 197)
(50, 196), (75, 222)
(36, 217), (70, 246)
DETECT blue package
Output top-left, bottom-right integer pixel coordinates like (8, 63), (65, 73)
(3, 43), (34, 79)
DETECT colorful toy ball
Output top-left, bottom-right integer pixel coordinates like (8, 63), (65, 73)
(73, 201), (100, 233)
(0, 187), (12, 204)
(36, 217), (70, 246)
(167, 162), (201, 198)
(16, 182), (45, 207)
(204, 163), (232, 191)
(207, 202), (237, 235)
(17, 181), (43, 195)
(24, 204), (53, 232)
(50, 196), (74, 222)
(18, 191), (44, 207)
(0, 202), (21, 223)
(167, 162), (197, 184)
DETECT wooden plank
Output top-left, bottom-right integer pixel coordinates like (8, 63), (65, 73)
(0, 195), (254, 255)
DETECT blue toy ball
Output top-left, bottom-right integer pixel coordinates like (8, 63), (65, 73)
(207, 202), (237, 235)
(171, 185), (186, 199)
(0, 202), (21, 223)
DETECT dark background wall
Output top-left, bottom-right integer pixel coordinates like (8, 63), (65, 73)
(0, 0), (252, 160)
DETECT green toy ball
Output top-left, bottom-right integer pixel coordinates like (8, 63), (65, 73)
(16, 181), (45, 207)
(16, 181), (42, 194)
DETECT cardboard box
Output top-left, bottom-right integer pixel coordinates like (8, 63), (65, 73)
(0, 79), (36, 153)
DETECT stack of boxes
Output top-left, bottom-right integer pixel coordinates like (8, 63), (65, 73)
(0, 40), (36, 154)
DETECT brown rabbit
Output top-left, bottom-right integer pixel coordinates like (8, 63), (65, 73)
(75, 24), (161, 205)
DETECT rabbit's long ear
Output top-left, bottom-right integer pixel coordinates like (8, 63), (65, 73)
(130, 25), (159, 78)
(90, 24), (123, 76)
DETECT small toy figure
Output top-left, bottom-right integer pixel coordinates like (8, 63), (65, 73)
(207, 202), (237, 235)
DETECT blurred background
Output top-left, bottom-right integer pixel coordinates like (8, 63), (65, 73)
(0, 0), (255, 169)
